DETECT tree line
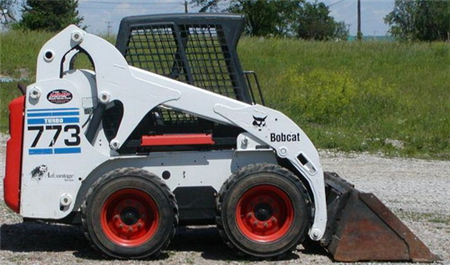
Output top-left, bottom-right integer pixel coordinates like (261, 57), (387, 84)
(192, 0), (348, 40)
(385, 0), (450, 42)
(0, 0), (83, 31)
(1, 0), (450, 42)
(2, 0), (348, 40)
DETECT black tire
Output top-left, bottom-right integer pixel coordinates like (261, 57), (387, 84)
(216, 163), (312, 259)
(81, 167), (178, 259)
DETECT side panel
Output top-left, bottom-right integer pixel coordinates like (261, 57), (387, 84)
(4, 96), (25, 213)
(20, 76), (108, 219)
(74, 150), (278, 213)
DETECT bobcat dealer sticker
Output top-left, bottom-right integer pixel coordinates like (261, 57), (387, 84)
(47, 89), (73, 104)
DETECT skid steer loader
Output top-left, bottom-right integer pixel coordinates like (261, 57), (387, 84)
(3, 14), (439, 262)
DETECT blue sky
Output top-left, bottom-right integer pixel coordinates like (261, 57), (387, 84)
(77, 0), (395, 36)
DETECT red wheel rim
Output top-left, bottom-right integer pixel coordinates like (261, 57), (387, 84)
(236, 185), (294, 243)
(101, 188), (159, 247)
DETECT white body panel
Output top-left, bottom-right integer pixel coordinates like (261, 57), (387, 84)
(20, 26), (327, 240)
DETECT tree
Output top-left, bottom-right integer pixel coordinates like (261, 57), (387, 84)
(296, 1), (348, 40)
(191, 0), (303, 36)
(190, 0), (220, 12)
(0, 0), (18, 27)
(18, 0), (83, 31)
(384, 0), (420, 41)
(228, 0), (303, 37)
(385, 0), (450, 41)
(415, 0), (450, 41)
(191, 0), (348, 40)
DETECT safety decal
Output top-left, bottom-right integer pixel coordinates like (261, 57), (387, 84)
(27, 108), (81, 155)
(47, 89), (73, 104)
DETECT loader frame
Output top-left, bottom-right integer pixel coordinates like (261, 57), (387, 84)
(5, 14), (327, 256)
(3, 13), (439, 262)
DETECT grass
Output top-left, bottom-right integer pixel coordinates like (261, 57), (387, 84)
(0, 30), (54, 132)
(0, 30), (54, 79)
(1, 30), (450, 159)
(238, 38), (450, 159)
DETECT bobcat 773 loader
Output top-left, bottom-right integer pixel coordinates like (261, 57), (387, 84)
(3, 14), (439, 262)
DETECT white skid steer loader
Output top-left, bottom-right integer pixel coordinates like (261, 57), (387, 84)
(3, 14), (438, 262)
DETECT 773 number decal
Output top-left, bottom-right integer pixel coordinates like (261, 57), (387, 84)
(28, 125), (81, 147)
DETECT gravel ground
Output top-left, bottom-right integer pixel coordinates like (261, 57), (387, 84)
(0, 133), (449, 265)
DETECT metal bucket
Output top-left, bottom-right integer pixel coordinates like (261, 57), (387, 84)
(320, 172), (439, 262)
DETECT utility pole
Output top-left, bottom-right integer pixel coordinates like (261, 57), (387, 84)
(357, 0), (362, 41)
(1, 9), (9, 25)
(106, 21), (112, 36)
(184, 1), (188, 13)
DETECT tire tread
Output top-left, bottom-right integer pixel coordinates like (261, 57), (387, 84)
(215, 163), (312, 259)
(81, 167), (178, 259)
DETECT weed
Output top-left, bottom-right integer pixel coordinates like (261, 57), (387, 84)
(283, 68), (356, 123)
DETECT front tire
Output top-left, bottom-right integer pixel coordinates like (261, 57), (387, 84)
(216, 164), (312, 259)
(81, 168), (178, 259)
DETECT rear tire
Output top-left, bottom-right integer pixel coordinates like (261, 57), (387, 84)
(81, 168), (178, 259)
(216, 164), (312, 259)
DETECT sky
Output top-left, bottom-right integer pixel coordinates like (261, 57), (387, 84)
(76, 0), (395, 36)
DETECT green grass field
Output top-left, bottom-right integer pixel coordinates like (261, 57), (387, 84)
(239, 38), (450, 158)
(1, 30), (450, 158)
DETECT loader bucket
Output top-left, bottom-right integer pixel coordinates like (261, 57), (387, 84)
(321, 172), (439, 262)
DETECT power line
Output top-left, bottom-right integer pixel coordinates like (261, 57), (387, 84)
(78, 6), (182, 10)
(78, 1), (185, 10)
(78, 2), (183, 11)
(79, 1), (182, 5)
(328, 0), (348, 7)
